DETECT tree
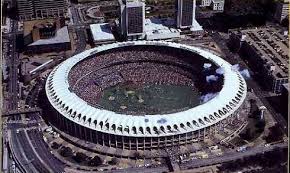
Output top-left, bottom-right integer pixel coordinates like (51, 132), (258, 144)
(108, 157), (119, 165)
(264, 124), (283, 143)
(88, 156), (103, 167)
(281, 16), (289, 27)
(59, 146), (73, 157)
(51, 142), (61, 149)
(73, 152), (88, 163)
(255, 120), (265, 131)
(133, 152), (142, 159)
(240, 128), (253, 140)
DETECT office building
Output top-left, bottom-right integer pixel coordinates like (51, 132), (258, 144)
(199, 0), (224, 11)
(274, 0), (289, 23)
(89, 23), (116, 45)
(16, 0), (67, 21)
(118, 0), (145, 40)
(229, 27), (288, 94)
(177, 0), (196, 28)
(23, 19), (71, 53)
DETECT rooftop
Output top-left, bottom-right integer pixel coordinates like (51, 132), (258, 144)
(233, 26), (289, 78)
(24, 19), (56, 37)
(282, 83), (289, 92)
(144, 18), (180, 40)
(46, 41), (247, 137)
(28, 26), (70, 46)
(90, 23), (115, 42)
(190, 19), (203, 32)
(212, 0), (224, 3)
(126, 1), (144, 8)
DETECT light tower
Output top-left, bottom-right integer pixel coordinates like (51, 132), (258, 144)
(259, 106), (267, 120)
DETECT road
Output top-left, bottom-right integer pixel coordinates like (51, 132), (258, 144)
(3, 18), (21, 173)
(4, 68), (66, 173)
(70, 4), (87, 55)
(7, 115), (65, 173)
(103, 165), (169, 173)
(210, 31), (288, 136)
(180, 142), (287, 170)
(6, 19), (20, 110)
(74, 29), (87, 55)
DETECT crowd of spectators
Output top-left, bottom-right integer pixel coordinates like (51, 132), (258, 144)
(67, 46), (222, 109)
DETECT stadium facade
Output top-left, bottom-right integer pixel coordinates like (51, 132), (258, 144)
(45, 41), (247, 151)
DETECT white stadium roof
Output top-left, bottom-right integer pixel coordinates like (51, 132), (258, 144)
(46, 41), (247, 137)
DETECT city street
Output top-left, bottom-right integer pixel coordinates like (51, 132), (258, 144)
(70, 4), (87, 55)
(6, 19), (20, 110)
(180, 142), (287, 170)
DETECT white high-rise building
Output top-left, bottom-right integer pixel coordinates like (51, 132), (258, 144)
(119, 0), (145, 40)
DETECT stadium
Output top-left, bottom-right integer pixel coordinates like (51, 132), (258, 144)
(45, 41), (247, 152)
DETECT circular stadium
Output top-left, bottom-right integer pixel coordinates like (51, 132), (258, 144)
(45, 41), (247, 151)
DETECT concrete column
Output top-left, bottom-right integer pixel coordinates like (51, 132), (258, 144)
(90, 129), (93, 142)
(73, 122), (77, 136)
(150, 137), (152, 149)
(192, 131), (195, 141)
(102, 133), (104, 146)
(59, 115), (62, 127)
(198, 129), (201, 141)
(136, 138), (138, 151)
(185, 133), (188, 144)
(78, 125), (82, 138)
(143, 137), (145, 150)
(84, 127), (87, 140)
(67, 121), (71, 133)
(95, 131), (98, 144)
(129, 138), (131, 150)
(115, 136), (117, 148)
(122, 136), (124, 149)
(157, 137), (160, 149)
(165, 136), (167, 147)
(109, 134), (111, 147)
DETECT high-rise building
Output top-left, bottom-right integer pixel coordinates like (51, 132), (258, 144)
(16, 0), (67, 21)
(118, 0), (145, 40)
(274, 0), (289, 23)
(17, 0), (34, 20)
(177, 0), (196, 28)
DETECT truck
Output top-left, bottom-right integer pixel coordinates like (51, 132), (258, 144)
(237, 146), (248, 152)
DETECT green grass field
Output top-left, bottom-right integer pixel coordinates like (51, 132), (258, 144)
(98, 84), (200, 115)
